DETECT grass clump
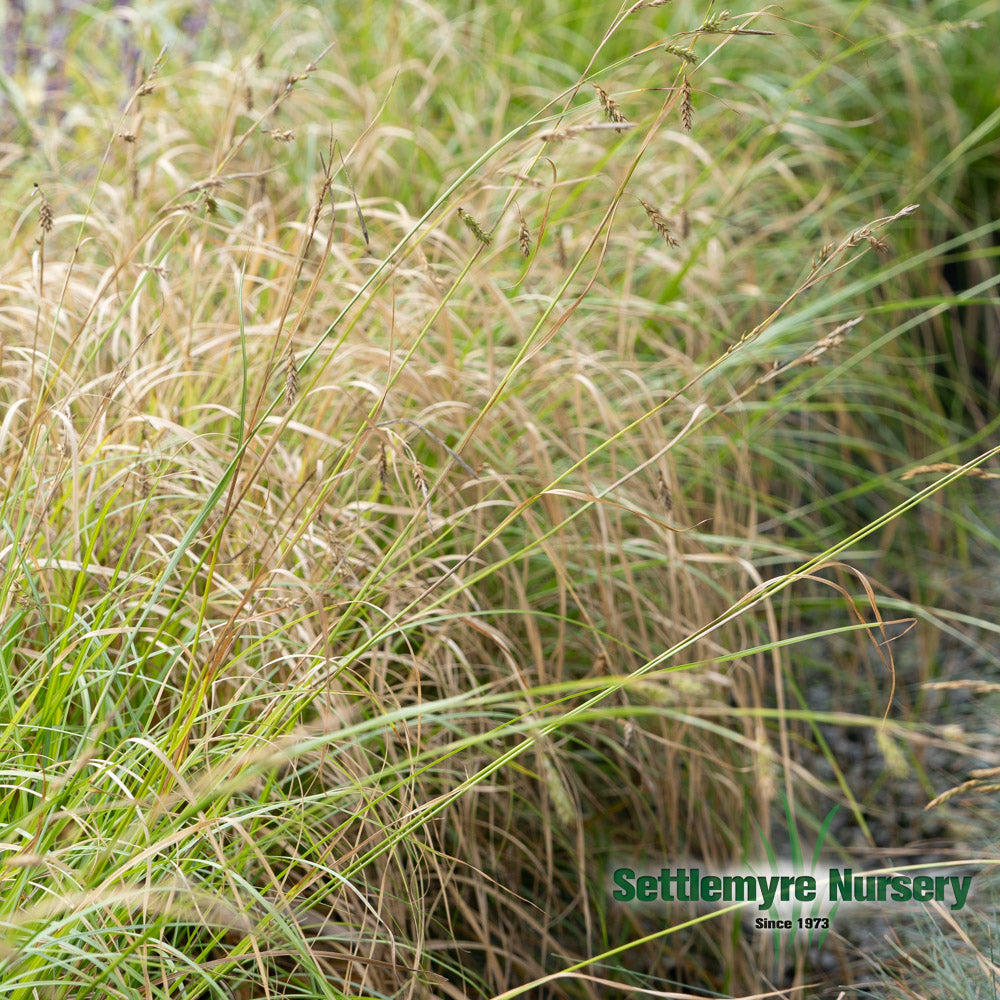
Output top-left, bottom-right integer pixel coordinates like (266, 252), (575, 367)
(1, 1), (999, 997)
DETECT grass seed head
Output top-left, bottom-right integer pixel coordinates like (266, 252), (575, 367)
(594, 84), (629, 132)
(284, 347), (299, 407)
(518, 216), (531, 257)
(457, 207), (492, 245)
(623, 717), (636, 750)
(556, 227), (567, 267)
(699, 9), (731, 32)
(680, 77), (693, 131)
(664, 43), (698, 65)
(137, 48), (165, 97)
(656, 473), (673, 511)
(639, 198), (679, 246)
(812, 242), (835, 270)
(540, 755), (575, 826)
(411, 461), (429, 498)
(867, 235), (890, 256)
(37, 192), (54, 233)
(378, 442), (389, 484)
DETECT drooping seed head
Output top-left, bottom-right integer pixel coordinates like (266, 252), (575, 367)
(639, 198), (679, 247)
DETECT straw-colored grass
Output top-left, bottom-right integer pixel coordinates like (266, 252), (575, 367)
(1, 2), (998, 998)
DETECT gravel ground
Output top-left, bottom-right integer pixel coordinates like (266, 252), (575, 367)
(760, 598), (1000, 996)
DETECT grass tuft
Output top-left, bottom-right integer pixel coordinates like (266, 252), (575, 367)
(1, 1), (998, 997)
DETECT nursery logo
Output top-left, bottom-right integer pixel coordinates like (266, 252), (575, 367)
(611, 796), (976, 951)
(610, 864), (974, 912)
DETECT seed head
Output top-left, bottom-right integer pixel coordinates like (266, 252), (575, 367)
(664, 43), (698, 65)
(680, 77), (693, 131)
(699, 9), (731, 32)
(639, 198), (678, 247)
(377, 442), (389, 484)
(656, 473), (673, 511)
(867, 235), (890, 257)
(594, 84), (629, 132)
(284, 346), (299, 407)
(624, 717), (636, 750)
(38, 194), (54, 234)
(518, 216), (532, 257)
(457, 207), (492, 246)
